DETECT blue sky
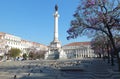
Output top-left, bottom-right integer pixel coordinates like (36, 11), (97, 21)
(0, 0), (91, 45)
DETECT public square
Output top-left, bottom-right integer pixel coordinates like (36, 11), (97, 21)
(0, 58), (120, 79)
(0, 0), (120, 79)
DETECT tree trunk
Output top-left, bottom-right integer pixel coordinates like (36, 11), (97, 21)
(106, 25), (120, 71)
(116, 50), (120, 71)
(107, 44), (110, 63)
(108, 52), (110, 63)
(111, 52), (114, 66)
(109, 34), (120, 70)
(99, 53), (101, 58)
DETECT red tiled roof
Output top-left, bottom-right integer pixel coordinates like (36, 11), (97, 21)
(64, 42), (91, 46)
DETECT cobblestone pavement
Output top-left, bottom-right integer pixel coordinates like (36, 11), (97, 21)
(0, 58), (120, 79)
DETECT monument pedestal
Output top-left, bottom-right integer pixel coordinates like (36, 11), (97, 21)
(45, 41), (67, 60)
(45, 48), (67, 60)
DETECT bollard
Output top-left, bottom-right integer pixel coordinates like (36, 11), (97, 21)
(14, 75), (17, 79)
(28, 73), (30, 76)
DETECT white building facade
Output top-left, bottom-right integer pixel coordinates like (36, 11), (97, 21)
(0, 32), (48, 56)
(62, 42), (97, 59)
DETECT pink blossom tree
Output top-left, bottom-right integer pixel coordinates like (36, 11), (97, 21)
(67, 0), (120, 71)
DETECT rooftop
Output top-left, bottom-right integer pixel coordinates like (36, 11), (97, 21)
(64, 42), (91, 46)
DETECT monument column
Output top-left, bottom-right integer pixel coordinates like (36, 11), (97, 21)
(45, 4), (67, 60)
(54, 5), (59, 42)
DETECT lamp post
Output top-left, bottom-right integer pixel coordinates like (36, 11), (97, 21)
(5, 45), (9, 60)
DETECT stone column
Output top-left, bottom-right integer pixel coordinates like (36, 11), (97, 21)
(54, 5), (59, 42)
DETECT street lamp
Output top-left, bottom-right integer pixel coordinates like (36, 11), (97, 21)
(4, 45), (9, 60)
